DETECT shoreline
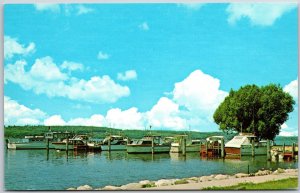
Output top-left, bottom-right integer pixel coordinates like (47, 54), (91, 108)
(67, 168), (298, 190)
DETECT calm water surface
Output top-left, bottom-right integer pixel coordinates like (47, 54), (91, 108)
(4, 149), (298, 190)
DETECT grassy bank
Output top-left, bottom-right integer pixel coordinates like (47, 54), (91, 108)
(4, 125), (235, 140)
(204, 178), (298, 190)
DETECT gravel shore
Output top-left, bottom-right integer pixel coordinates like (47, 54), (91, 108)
(67, 168), (298, 190)
(144, 170), (298, 190)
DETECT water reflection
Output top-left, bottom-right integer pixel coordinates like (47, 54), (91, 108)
(126, 153), (170, 162)
(39, 149), (203, 162)
(52, 150), (91, 161)
(104, 151), (126, 161)
(5, 149), (298, 190)
(6, 149), (298, 165)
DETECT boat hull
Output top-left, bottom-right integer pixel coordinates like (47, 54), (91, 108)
(170, 143), (201, 153)
(101, 145), (126, 151)
(127, 145), (170, 154)
(52, 143), (101, 151)
(241, 145), (267, 155)
(52, 142), (75, 150)
(225, 146), (268, 156)
(225, 147), (240, 156)
(7, 142), (54, 150)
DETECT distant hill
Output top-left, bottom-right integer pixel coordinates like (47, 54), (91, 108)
(5, 126), (297, 145)
(4, 125), (236, 141)
(274, 136), (298, 146)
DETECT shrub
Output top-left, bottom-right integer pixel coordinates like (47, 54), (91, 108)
(174, 179), (189, 185)
(142, 183), (156, 188)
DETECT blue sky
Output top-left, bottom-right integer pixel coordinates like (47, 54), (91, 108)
(3, 3), (298, 136)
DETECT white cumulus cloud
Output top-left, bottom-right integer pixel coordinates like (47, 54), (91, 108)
(139, 22), (149, 31)
(284, 78), (298, 101)
(34, 4), (60, 12)
(117, 70), (137, 81)
(143, 69), (228, 131)
(4, 96), (46, 125)
(5, 57), (130, 103)
(77, 5), (94, 15)
(280, 123), (298, 136)
(173, 70), (228, 115)
(34, 4), (94, 16)
(97, 51), (110, 60)
(281, 123), (288, 130)
(68, 114), (105, 126)
(106, 107), (145, 129)
(178, 3), (205, 10)
(227, 3), (297, 26)
(279, 131), (298, 137)
(60, 61), (84, 72)
(30, 57), (68, 81)
(4, 36), (35, 59)
(4, 69), (236, 131)
(44, 115), (66, 126)
(39, 69), (227, 130)
(44, 110), (142, 128)
(146, 97), (187, 130)
(67, 76), (130, 103)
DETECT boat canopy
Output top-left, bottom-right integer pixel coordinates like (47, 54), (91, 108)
(25, 136), (44, 139)
(206, 136), (224, 140)
(110, 135), (123, 138)
(174, 135), (188, 137)
(225, 135), (255, 148)
(238, 133), (255, 136)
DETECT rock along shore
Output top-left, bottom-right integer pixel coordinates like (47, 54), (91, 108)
(67, 168), (298, 190)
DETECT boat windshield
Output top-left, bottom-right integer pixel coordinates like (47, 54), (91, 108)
(191, 140), (201, 145)
(141, 140), (152, 145)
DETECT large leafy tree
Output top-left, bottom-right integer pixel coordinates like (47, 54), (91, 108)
(213, 84), (295, 140)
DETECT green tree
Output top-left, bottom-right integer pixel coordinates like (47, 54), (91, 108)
(213, 84), (295, 140)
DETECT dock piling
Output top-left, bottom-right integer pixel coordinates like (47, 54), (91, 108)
(221, 138), (225, 158)
(151, 137), (154, 154)
(267, 139), (271, 161)
(251, 139), (255, 157)
(127, 138), (130, 145)
(66, 135), (69, 161)
(182, 138), (186, 156)
(46, 138), (50, 150)
(46, 138), (50, 160)
(5, 139), (8, 149)
(66, 136), (69, 153)
(292, 143), (295, 160)
(247, 164), (250, 174)
(85, 140), (88, 152)
(205, 141), (208, 156)
(217, 141), (220, 156)
(108, 136), (111, 152)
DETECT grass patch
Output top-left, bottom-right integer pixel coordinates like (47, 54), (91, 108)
(203, 178), (298, 190)
(141, 183), (156, 188)
(174, 179), (189, 185)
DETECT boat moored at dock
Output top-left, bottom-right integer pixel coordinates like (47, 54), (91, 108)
(52, 135), (101, 151)
(127, 135), (171, 154)
(100, 135), (127, 151)
(200, 136), (225, 157)
(170, 135), (202, 153)
(7, 136), (53, 150)
(225, 133), (268, 156)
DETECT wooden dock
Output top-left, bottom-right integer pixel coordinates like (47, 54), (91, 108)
(272, 143), (298, 161)
(200, 138), (225, 158)
(200, 145), (221, 157)
(283, 143), (298, 161)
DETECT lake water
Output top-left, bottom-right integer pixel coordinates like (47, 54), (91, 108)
(4, 149), (298, 190)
